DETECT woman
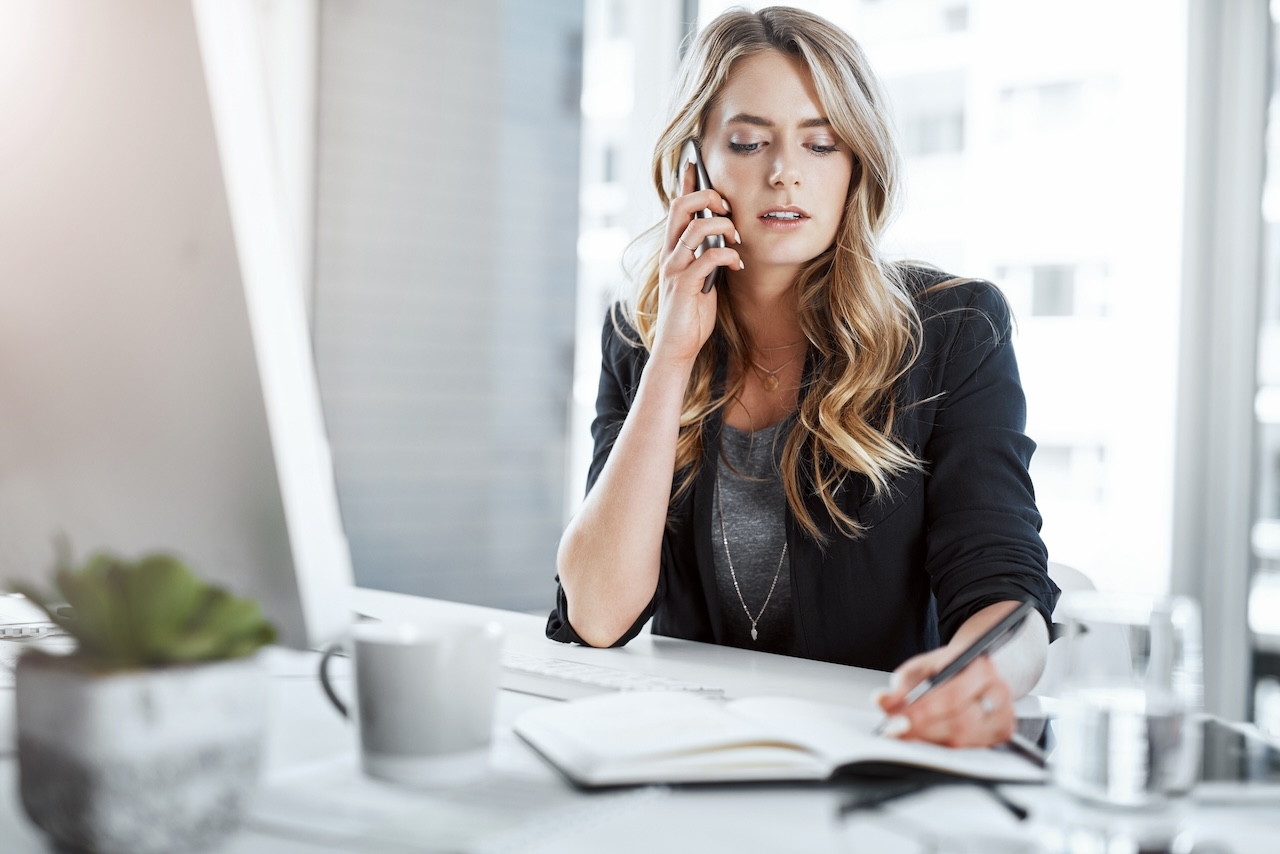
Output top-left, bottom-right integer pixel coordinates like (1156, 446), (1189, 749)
(548, 6), (1058, 749)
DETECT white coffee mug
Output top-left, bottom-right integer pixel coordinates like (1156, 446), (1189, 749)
(319, 620), (504, 785)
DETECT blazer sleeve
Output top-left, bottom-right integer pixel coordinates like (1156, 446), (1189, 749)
(545, 310), (660, 646)
(921, 282), (1059, 642)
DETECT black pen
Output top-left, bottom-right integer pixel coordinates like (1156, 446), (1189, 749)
(873, 599), (1036, 736)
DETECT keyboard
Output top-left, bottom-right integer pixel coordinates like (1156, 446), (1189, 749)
(500, 650), (724, 701)
(0, 595), (61, 639)
(0, 622), (60, 640)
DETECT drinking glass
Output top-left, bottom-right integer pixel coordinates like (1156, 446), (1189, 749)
(1050, 592), (1203, 808)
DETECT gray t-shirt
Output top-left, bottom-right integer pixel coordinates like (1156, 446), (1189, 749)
(711, 418), (801, 656)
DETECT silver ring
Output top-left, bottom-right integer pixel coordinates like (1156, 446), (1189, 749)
(678, 239), (697, 255)
(980, 695), (996, 716)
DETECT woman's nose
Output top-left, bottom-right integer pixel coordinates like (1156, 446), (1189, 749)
(770, 149), (802, 187)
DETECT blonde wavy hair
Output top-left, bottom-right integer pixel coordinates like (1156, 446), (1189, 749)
(621, 6), (936, 543)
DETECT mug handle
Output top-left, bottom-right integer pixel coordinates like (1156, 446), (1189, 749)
(318, 642), (350, 719)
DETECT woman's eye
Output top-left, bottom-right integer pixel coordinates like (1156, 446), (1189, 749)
(728, 142), (761, 153)
(811, 144), (839, 155)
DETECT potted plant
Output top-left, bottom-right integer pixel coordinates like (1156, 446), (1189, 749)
(11, 551), (277, 854)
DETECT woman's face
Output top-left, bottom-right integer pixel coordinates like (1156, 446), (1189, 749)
(701, 50), (854, 276)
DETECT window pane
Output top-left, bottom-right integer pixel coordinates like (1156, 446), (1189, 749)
(1031, 265), (1076, 317)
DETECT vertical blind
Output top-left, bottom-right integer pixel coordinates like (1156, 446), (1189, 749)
(313, 0), (583, 610)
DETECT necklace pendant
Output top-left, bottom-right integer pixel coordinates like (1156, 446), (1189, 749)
(762, 375), (779, 392)
(750, 626), (758, 641)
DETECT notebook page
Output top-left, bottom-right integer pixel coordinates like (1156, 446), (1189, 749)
(727, 696), (1045, 783)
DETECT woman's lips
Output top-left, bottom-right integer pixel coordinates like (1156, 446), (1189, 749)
(758, 213), (809, 232)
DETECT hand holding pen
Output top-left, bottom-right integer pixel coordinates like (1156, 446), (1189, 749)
(872, 600), (1045, 763)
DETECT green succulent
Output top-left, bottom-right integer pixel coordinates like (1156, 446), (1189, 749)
(12, 551), (276, 672)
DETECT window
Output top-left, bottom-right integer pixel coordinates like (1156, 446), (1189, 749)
(903, 112), (965, 157)
(1250, 0), (1280, 735)
(885, 72), (966, 157)
(1030, 265), (1075, 317)
(1029, 444), (1106, 504)
(569, 0), (686, 511)
(942, 4), (969, 33)
(602, 144), (619, 183)
(995, 78), (1115, 142)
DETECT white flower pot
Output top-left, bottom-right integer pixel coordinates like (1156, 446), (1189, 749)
(15, 653), (269, 854)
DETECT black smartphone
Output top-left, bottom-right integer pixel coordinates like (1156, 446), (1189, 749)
(677, 139), (727, 293)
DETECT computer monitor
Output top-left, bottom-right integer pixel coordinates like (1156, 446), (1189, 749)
(0, 0), (354, 650)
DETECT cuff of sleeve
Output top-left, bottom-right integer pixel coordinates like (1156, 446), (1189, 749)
(939, 574), (1059, 645)
(544, 578), (656, 648)
(545, 579), (589, 644)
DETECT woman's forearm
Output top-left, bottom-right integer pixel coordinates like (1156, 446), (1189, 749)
(556, 355), (693, 647)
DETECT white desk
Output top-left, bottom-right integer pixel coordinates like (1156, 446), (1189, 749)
(3, 589), (1279, 853)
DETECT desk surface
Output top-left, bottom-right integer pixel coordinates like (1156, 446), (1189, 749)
(3, 589), (1279, 853)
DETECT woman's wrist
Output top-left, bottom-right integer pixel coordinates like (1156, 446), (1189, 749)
(643, 346), (698, 390)
(947, 601), (1050, 701)
(990, 612), (1050, 699)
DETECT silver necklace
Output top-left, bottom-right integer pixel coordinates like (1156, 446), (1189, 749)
(715, 466), (787, 642)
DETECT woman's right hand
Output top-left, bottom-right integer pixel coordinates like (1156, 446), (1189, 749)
(652, 166), (742, 367)
(555, 167), (739, 648)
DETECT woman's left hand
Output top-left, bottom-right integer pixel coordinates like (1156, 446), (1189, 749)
(874, 646), (1015, 748)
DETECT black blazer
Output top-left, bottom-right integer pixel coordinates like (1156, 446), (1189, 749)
(547, 271), (1059, 671)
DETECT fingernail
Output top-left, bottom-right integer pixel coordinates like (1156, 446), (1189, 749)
(733, 229), (741, 244)
(882, 716), (911, 737)
(889, 671), (904, 691)
(738, 258), (746, 270)
(723, 199), (731, 212)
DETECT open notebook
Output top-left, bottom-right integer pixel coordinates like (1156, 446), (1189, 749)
(514, 691), (1046, 788)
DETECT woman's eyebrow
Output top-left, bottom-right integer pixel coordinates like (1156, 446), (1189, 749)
(724, 113), (831, 129)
